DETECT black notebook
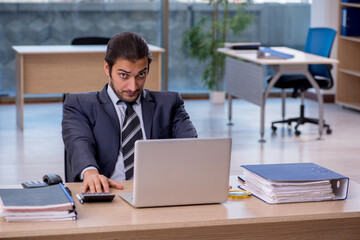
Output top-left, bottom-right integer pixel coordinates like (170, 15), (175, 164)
(224, 42), (261, 50)
(0, 183), (74, 212)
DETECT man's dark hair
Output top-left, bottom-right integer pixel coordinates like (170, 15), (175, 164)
(105, 32), (153, 76)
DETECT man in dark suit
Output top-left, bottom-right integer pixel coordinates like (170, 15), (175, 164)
(62, 32), (197, 193)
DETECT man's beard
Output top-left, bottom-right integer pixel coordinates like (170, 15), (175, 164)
(109, 80), (141, 103)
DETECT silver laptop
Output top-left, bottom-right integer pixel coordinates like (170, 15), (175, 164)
(119, 137), (232, 208)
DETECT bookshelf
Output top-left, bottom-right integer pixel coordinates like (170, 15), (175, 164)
(336, 1), (360, 111)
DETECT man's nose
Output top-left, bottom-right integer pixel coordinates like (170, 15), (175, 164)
(127, 77), (137, 91)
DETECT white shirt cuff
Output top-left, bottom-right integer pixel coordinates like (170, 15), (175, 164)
(80, 166), (98, 180)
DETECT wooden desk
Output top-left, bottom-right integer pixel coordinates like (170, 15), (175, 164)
(12, 45), (164, 131)
(1, 178), (360, 240)
(218, 47), (339, 142)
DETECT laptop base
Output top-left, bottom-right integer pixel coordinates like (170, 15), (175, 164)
(119, 192), (134, 206)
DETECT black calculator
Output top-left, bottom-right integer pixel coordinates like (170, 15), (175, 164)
(21, 180), (49, 188)
(76, 192), (115, 203)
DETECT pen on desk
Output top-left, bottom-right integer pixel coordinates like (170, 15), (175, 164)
(237, 175), (246, 191)
(238, 175), (246, 184)
(76, 194), (84, 204)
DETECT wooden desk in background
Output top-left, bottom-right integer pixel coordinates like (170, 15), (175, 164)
(218, 47), (338, 142)
(12, 45), (164, 131)
(1, 178), (360, 240)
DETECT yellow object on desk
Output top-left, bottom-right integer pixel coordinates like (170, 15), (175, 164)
(228, 190), (251, 200)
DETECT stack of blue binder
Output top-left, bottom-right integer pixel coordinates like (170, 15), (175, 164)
(0, 184), (76, 221)
(241, 163), (349, 204)
(341, 7), (360, 36)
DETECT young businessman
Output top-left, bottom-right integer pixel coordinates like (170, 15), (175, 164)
(62, 32), (197, 193)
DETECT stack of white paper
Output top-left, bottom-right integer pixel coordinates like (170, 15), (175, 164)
(243, 168), (335, 204)
(1, 210), (77, 222)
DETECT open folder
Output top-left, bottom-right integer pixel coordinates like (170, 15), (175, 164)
(240, 163), (349, 204)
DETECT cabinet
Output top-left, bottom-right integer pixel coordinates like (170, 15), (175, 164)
(336, 1), (360, 111)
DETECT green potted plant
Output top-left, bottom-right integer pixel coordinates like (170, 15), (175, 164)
(182, 0), (252, 103)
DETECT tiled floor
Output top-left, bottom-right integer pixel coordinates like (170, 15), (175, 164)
(1, 97), (359, 185)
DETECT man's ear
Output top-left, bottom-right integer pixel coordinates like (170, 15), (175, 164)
(104, 61), (110, 78)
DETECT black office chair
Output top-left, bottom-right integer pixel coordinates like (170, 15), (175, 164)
(71, 36), (110, 45)
(269, 27), (336, 136)
(64, 150), (74, 182)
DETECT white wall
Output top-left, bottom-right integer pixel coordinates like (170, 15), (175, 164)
(310, 0), (339, 94)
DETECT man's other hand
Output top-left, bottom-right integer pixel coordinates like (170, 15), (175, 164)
(82, 169), (124, 193)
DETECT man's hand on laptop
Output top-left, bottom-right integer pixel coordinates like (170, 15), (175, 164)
(82, 169), (124, 193)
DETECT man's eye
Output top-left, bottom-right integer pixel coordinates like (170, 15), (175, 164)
(119, 73), (128, 78)
(138, 72), (146, 78)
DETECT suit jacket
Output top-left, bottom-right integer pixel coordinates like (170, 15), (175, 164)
(62, 84), (197, 181)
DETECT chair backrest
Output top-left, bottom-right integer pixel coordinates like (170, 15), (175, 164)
(71, 36), (110, 45)
(304, 28), (336, 85)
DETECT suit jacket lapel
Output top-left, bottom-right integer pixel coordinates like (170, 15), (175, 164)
(99, 84), (120, 133)
(141, 90), (155, 139)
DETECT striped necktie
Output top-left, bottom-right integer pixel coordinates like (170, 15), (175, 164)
(121, 103), (143, 180)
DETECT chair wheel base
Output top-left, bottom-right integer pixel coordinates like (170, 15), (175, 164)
(272, 120), (331, 137)
(326, 128), (332, 134)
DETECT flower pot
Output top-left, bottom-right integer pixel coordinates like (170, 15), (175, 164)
(210, 91), (225, 104)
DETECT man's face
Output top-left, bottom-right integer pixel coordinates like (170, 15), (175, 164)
(104, 57), (148, 103)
